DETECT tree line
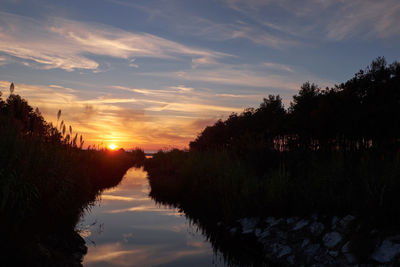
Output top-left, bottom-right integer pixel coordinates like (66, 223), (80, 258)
(190, 57), (400, 154)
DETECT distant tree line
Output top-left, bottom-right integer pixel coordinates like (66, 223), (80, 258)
(190, 57), (400, 153)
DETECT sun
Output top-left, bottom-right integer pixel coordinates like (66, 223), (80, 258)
(108, 144), (117, 150)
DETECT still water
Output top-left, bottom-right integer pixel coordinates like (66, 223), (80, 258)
(80, 167), (226, 267)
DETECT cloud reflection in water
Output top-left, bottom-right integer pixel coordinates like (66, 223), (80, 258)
(82, 167), (223, 267)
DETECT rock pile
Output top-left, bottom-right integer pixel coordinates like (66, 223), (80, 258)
(227, 215), (400, 265)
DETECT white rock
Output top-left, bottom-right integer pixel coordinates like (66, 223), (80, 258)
(310, 221), (325, 236)
(323, 232), (342, 248)
(293, 219), (309, 230)
(371, 239), (400, 263)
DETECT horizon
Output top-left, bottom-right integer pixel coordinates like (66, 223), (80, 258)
(1, 0), (399, 150)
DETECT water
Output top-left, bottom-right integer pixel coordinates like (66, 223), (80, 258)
(80, 167), (226, 267)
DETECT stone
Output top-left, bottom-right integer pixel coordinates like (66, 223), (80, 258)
(254, 228), (262, 236)
(286, 217), (299, 225)
(271, 243), (292, 258)
(239, 218), (258, 234)
(229, 227), (238, 234)
(311, 213), (318, 221)
(275, 230), (288, 241)
(257, 229), (270, 239)
(287, 254), (295, 264)
(339, 215), (356, 229)
(266, 217), (282, 227)
(331, 216), (339, 229)
(328, 250), (339, 257)
(323, 232), (342, 248)
(310, 222), (325, 236)
(293, 219), (309, 231)
(344, 252), (357, 264)
(371, 239), (400, 263)
(304, 243), (320, 256)
(341, 241), (350, 253)
(302, 239), (310, 248)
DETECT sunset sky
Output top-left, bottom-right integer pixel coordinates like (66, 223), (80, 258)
(1, 0), (399, 150)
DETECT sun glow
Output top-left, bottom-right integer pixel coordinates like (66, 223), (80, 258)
(108, 144), (117, 150)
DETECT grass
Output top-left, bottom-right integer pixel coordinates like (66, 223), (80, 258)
(0, 89), (145, 265)
(145, 148), (400, 227)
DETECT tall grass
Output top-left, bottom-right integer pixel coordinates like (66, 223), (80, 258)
(145, 148), (400, 227)
(0, 86), (145, 265)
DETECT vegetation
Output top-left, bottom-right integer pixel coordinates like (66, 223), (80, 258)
(0, 85), (145, 266)
(146, 57), (400, 226)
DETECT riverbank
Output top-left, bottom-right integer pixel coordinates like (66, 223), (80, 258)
(144, 58), (400, 265)
(0, 89), (145, 266)
(146, 151), (400, 265)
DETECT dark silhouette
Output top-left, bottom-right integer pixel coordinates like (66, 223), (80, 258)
(146, 57), (400, 224)
(144, 57), (400, 265)
(0, 85), (145, 266)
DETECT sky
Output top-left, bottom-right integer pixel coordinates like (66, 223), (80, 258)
(0, 0), (399, 150)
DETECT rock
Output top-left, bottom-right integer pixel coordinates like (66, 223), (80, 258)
(328, 250), (339, 257)
(339, 215), (355, 229)
(331, 216), (339, 229)
(286, 217), (299, 225)
(310, 222), (325, 236)
(229, 227), (238, 234)
(323, 232), (342, 248)
(341, 241), (350, 253)
(371, 239), (400, 263)
(266, 217), (282, 227)
(254, 228), (262, 236)
(311, 213), (318, 221)
(344, 252), (357, 264)
(271, 243), (292, 258)
(302, 239), (310, 248)
(287, 254), (295, 264)
(239, 218), (258, 234)
(257, 229), (270, 239)
(293, 219), (309, 231)
(304, 243), (320, 256)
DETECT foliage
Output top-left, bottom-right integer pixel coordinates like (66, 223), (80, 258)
(146, 58), (400, 227)
(0, 88), (145, 237)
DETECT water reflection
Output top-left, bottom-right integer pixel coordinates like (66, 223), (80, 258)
(81, 167), (225, 267)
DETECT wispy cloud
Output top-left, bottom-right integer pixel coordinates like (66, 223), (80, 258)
(141, 62), (332, 91)
(0, 80), (252, 149)
(0, 12), (228, 71)
(223, 0), (400, 41)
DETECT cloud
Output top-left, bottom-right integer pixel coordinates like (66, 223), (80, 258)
(128, 58), (139, 68)
(141, 65), (314, 90)
(223, 0), (400, 41)
(0, 12), (228, 71)
(0, 80), (252, 150)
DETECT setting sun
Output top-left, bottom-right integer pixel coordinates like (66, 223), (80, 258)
(108, 144), (117, 150)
